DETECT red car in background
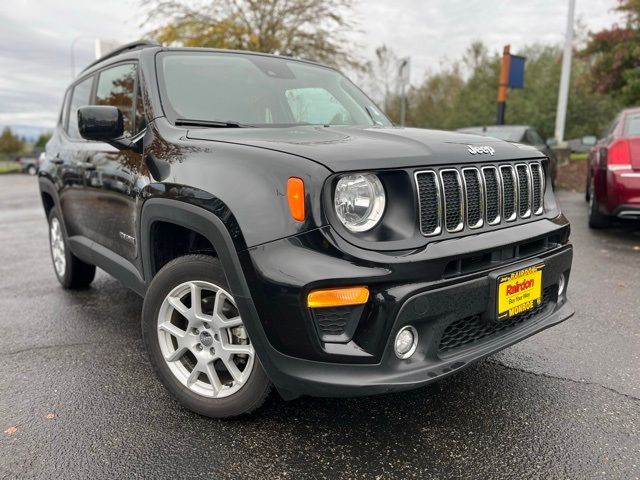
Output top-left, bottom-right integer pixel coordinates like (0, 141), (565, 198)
(586, 107), (640, 228)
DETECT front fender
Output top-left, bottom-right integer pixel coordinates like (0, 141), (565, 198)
(138, 197), (286, 390)
(144, 118), (332, 248)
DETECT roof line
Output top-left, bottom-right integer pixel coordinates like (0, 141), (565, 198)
(81, 40), (160, 74)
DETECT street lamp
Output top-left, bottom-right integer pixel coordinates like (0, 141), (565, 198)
(398, 57), (410, 127)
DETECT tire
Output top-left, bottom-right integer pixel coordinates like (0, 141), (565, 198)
(142, 254), (271, 418)
(48, 208), (96, 289)
(588, 178), (610, 229)
(585, 173), (591, 202)
(27, 165), (37, 176)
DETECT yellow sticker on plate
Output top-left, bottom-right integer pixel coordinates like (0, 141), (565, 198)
(497, 264), (543, 320)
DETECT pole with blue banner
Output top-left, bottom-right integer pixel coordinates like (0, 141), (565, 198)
(496, 45), (526, 125)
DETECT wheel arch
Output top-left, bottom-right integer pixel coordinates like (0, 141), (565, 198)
(140, 198), (251, 302)
(139, 197), (282, 386)
(38, 177), (58, 217)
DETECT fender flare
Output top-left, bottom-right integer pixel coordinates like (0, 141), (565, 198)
(38, 176), (60, 211)
(140, 198), (250, 296)
(38, 176), (68, 236)
(139, 198), (283, 384)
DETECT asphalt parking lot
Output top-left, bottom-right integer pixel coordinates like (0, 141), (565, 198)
(0, 174), (638, 480)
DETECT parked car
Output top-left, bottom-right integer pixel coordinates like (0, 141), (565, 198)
(586, 107), (640, 228)
(17, 150), (44, 175)
(457, 125), (558, 184)
(567, 136), (597, 154)
(38, 41), (574, 418)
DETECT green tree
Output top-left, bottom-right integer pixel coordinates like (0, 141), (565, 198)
(401, 42), (619, 140)
(34, 133), (51, 149)
(0, 127), (24, 156)
(405, 65), (466, 130)
(142, 0), (363, 70)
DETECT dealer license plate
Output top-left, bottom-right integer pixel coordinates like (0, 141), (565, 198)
(496, 264), (543, 320)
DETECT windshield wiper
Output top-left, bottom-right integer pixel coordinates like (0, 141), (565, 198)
(175, 119), (254, 128)
(364, 106), (384, 126)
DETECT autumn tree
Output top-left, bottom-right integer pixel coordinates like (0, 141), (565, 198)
(581, 0), (640, 105)
(142, 0), (363, 69)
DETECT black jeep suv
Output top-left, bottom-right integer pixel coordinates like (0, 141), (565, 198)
(39, 41), (574, 417)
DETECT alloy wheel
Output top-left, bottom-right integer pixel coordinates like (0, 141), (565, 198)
(157, 280), (255, 398)
(49, 217), (66, 277)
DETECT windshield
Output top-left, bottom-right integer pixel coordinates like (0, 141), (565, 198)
(485, 129), (523, 142)
(158, 51), (391, 128)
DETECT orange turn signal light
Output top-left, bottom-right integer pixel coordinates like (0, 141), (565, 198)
(307, 286), (370, 308)
(287, 177), (305, 221)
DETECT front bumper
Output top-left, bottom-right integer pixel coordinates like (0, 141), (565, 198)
(237, 218), (574, 398)
(262, 298), (572, 398)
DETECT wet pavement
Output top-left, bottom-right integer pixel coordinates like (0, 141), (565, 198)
(0, 174), (638, 479)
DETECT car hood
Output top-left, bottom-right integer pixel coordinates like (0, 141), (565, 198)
(186, 125), (545, 172)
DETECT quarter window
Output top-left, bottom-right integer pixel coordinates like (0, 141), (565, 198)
(624, 114), (640, 136)
(67, 76), (93, 140)
(96, 64), (136, 137)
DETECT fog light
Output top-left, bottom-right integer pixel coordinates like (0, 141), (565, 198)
(394, 326), (418, 359)
(558, 273), (566, 296)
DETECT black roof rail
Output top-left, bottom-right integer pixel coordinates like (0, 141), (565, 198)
(80, 40), (160, 74)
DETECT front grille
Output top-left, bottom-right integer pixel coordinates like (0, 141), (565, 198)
(500, 165), (517, 221)
(416, 171), (441, 236)
(416, 161), (544, 237)
(441, 170), (463, 232)
(463, 168), (483, 228)
(516, 164), (531, 217)
(530, 163), (544, 214)
(438, 286), (554, 353)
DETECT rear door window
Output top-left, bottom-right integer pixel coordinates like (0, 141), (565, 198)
(624, 114), (640, 136)
(67, 76), (94, 140)
(96, 63), (136, 137)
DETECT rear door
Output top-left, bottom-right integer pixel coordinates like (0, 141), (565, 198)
(82, 63), (146, 264)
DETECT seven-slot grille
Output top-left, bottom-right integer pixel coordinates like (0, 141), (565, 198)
(415, 161), (545, 236)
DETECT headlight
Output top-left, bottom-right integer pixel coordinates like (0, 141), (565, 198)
(334, 173), (386, 232)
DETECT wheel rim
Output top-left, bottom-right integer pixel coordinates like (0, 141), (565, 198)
(157, 280), (255, 399)
(589, 179), (595, 215)
(49, 218), (66, 277)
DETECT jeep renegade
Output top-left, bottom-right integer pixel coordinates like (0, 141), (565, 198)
(39, 41), (574, 418)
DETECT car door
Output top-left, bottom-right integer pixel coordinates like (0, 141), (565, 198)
(82, 62), (146, 265)
(55, 75), (96, 239)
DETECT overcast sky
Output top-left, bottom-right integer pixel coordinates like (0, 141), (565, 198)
(0, 0), (623, 131)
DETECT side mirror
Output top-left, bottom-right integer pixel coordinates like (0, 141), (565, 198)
(581, 135), (597, 146)
(545, 137), (558, 147)
(78, 106), (124, 141)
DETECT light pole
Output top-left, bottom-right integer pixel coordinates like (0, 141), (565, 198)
(554, 0), (576, 145)
(398, 57), (410, 127)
